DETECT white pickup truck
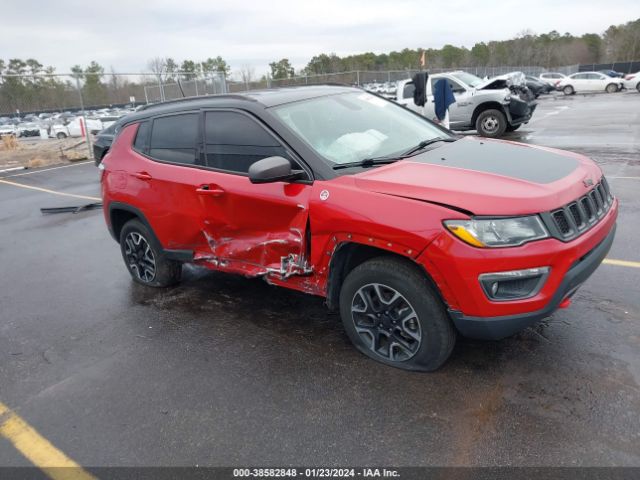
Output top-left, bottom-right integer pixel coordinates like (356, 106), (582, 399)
(395, 71), (537, 137)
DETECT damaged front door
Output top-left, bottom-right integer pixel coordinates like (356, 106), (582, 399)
(193, 110), (312, 278)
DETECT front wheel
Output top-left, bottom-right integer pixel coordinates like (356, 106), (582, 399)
(475, 109), (507, 138)
(563, 85), (574, 95)
(339, 257), (456, 371)
(119, 219), (182, 287)
(605, 83), (619, 93)
(56, 132), (67, 139)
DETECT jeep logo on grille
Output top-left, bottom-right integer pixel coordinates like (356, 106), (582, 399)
(583, 178), (594, 187)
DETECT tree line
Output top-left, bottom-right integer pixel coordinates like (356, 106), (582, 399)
(297, 17), (640, 77)
(1, 17), (638, 111)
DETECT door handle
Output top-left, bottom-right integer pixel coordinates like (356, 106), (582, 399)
(134, 171), (152, 181)
(196, 184), (225, 197)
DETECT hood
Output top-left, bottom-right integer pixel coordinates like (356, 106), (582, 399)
(353, 137), (602, 216)
(475, 71), (526, 90)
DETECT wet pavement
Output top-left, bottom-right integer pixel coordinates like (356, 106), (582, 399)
(0, 92), (639, 468)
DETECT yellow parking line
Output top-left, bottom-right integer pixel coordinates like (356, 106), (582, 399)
(0, 178), (100, 202)
(0, 401), (95, 480)
(603, 258), (640, 268)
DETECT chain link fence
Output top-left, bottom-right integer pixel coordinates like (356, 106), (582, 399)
(0, 63), (612, 117)
(0, 72), (228, 117)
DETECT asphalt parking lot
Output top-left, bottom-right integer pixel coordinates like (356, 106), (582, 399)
(0, 92), (639, 471)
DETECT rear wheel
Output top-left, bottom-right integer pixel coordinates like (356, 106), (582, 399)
(563, 85), (574, 95)
(636, 83), (640, 93)
(119, 219), (181, 287)
(56, 132), (67, 139)
(605, 83), (618, 93)
(475, 109), (507, 138)
(339, 257), (456, 371)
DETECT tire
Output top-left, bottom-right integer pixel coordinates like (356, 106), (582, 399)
(636, 83), (640, 93)
(563, 85), (574, 95)
(505, 124), (521, 132)
(56, 132), (67, 139)
(339, 257), (456, 372)
(605, 83), (618, 93)
(119, 219), (181, 287)
(475, 109), (507, 138)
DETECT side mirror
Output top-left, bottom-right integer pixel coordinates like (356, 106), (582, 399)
(248, 156), (301, 184)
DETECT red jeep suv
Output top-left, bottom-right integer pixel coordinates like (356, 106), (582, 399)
(101, 86), (617, 371)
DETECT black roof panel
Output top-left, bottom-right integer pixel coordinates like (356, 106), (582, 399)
(120, 85), (357, 125)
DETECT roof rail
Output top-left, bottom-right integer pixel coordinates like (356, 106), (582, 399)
(138, 93), (256, 111)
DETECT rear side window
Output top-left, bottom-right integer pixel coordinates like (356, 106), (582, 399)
(149, 113), (199, 164)
(133, 121), (149, 153)
(204, 111), (289, 174)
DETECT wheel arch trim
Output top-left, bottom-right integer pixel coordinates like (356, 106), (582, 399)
(324, 237), (443, 311)
(107, 201), (192, 262)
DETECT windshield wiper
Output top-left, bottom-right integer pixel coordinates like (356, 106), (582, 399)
(332, 157), (399, 170)
(332, 137), (457, 170)
(401, 137), (456, 156)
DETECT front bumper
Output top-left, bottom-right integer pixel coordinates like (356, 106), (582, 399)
(448, 224), (616, 339)
(507, 98), (537, 126)
(418, 197), (618, 340)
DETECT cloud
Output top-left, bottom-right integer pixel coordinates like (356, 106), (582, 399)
(1, 0), (638, 75)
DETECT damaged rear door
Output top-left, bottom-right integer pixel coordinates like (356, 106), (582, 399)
(194, 109), (312, 277)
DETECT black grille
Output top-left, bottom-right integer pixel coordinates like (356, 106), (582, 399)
(545, 177), (613, 241)
(581, 198), (594, 220)
(602, 177), (611, 198)
(569, 203), (584, 228)
(553, 210), (571, 235)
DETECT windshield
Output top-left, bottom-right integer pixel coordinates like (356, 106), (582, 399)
(272, 92), (449, 165)
(451, 72), (483, 88)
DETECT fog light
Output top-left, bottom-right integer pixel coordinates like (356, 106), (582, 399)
(479, 267), (550, 301)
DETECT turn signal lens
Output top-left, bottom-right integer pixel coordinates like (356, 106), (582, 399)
(445, 224), (486, 247)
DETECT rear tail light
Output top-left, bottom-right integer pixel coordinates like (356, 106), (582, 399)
(624, 74), (635, 80)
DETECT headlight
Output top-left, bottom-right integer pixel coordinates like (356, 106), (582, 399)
(444, 216), (549, 248)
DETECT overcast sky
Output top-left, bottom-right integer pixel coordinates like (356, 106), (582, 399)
(2, 0), (639, 77)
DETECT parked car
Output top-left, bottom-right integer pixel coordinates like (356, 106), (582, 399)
(93, 123), (118, 165)
(538, 72), (566, 88)
(525, 75), (553, 97)
(16, 122), (41, 137)
(100, 86), (617, 371)
(598, 69), (623, 78)
(95, 116), (121, 130)
(396, 71), (537, 137)
(558, 72), (623, 95)
(50, 117), (103, 139)
(622, 72), (640, 92)
(0, 124), (17, 137)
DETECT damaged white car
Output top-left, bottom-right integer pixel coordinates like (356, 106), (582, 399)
(395, 71), (537, 137)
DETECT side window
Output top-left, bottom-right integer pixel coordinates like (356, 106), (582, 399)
(447, 79), (465, 93)
(204, 111), (290, 174)
(133, 121), (149, 154)
(403, 82), (415, 99)
(430, 78), (463, 94)
(149, 113), (199, 164)
(573, 73), (587, 80)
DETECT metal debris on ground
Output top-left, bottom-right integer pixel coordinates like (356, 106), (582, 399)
(40, 202), (103, 215)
